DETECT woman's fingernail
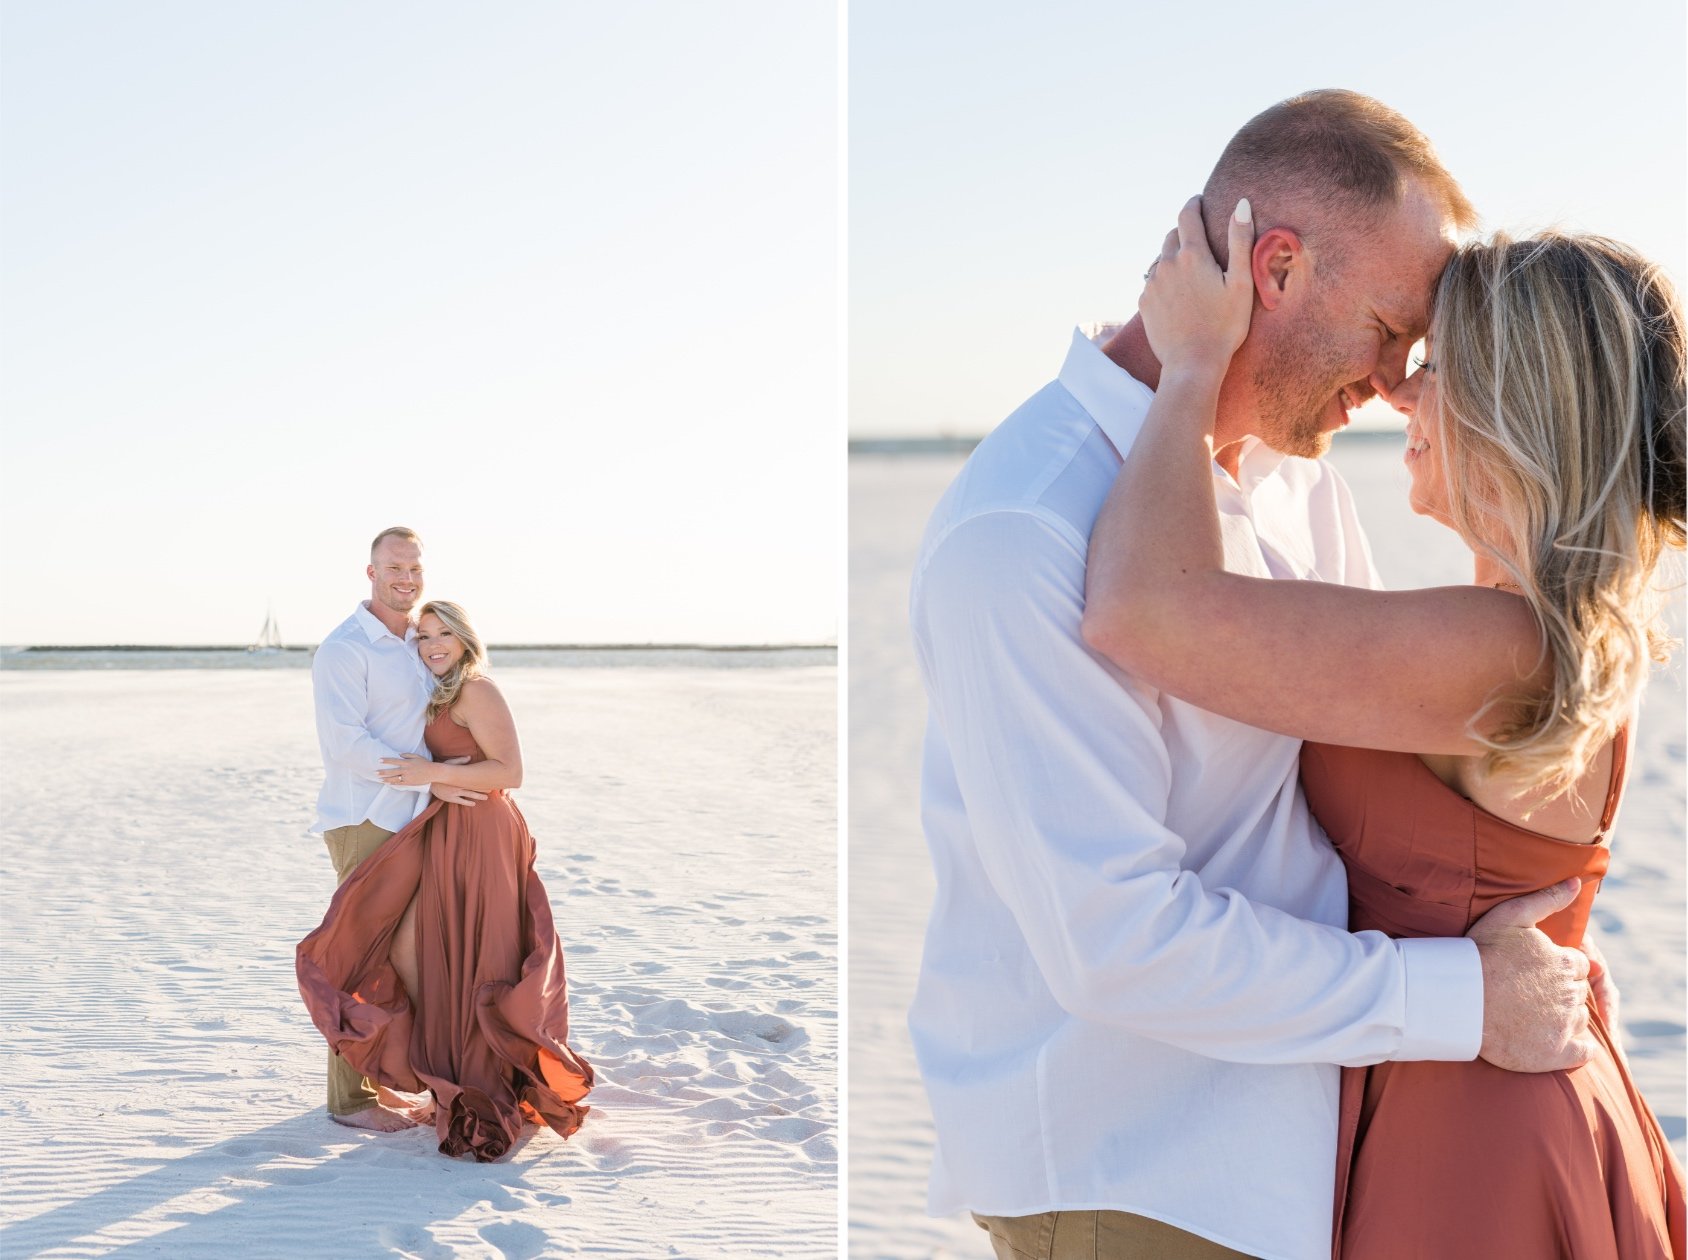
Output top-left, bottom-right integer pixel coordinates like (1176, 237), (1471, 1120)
(1235, 198), (1251, 223)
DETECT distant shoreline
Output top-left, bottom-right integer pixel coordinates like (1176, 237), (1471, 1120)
(849, 428), (1406, 455)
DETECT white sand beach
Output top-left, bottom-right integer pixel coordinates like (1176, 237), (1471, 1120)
(847, 444), (1687, 1260)
(0, 659), (836, 1258)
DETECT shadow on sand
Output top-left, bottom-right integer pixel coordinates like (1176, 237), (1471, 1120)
(3, 1110), (578, 1259)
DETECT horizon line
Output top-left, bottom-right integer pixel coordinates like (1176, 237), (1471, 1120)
(848, 427), (1407, 454)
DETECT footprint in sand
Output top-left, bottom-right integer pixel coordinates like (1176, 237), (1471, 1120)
(146, 1133), (196, 1149)
(261, 1165), (337, 1187)
(478, 1221), (550, 1259)
(800, 1132), (838, 1167)
(377, 1224), (454, 1259)
(581, 1134), (652, 1174)
(479, 1183), (535, 1212)
(712, 1010), (808, 1051)
(747, 1065), (806, 1094)
(755, 1115), (831, 1144)
(683, 1096), (752, 1122)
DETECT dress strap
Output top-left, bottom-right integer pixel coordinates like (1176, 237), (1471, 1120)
(1597, 724), (1630, 834)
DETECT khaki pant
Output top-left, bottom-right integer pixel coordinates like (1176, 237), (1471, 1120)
(973, 1211), (1258, 1260)
(321, 819), (395, 1116)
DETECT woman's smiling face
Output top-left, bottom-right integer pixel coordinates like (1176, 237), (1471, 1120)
(415, 611), (466, 676)
(1396, 341), (1454, 529)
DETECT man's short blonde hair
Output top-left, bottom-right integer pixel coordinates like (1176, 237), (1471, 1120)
(1204, 89), (1478, 272)
(369, 526), (423, 559)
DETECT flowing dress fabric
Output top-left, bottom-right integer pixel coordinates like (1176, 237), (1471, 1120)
(1300, 730), (1685, 1260)
(297, 711), (593, 1161)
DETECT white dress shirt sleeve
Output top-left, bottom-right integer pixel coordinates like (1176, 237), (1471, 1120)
(311, 639), (430, 794)
(914, 508), (1481, 1065)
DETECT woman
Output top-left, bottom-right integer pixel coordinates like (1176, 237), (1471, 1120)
(1083, 200), (1685, 1257)
(297, 600), (593, 1162)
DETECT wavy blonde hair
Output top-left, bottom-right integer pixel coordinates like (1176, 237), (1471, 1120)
(1430, 232), (1686, 798)
(418, 600), (487, 721)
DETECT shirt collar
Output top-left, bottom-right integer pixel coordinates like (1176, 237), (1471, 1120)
(354, 600), (414, 644)
(1231, 435), (1290, 493)
(1057, 326), (1292, 493)
(1057, 327), (1155, 459)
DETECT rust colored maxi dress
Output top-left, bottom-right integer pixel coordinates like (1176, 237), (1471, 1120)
(1300, 729), (1685, 1260)
(297, 709), (594, 1162)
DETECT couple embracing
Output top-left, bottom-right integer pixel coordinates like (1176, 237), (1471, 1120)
(910, 90), (1685, 1259)
(294, 527), (593, 1162)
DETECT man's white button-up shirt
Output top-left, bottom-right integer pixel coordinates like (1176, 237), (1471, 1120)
(310, 602), (435, 836)
(908, 330), (1484, 1260)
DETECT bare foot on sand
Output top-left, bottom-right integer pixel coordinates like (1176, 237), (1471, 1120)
(377, 1085), (436, 1123)
(331, 1105), (418, 1132)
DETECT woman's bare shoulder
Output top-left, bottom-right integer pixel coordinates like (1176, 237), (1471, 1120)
(1457, 732), (1624, 843)
(452, 672), (503, 712)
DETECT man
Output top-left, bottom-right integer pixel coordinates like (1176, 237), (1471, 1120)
(909, 91), (1596, 1260)
(309, 526), (483, 1131)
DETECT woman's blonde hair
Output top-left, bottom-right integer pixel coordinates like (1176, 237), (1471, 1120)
(1431, 231), (1686, 798)
(418, 600), (488, 721)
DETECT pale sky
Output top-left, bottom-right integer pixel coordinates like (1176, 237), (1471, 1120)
(850, 0), (1688, 437)
(1, 1), (839, 646)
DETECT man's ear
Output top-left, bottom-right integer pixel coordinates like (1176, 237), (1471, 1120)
(366, 564), (376, 582)
(1252, 227), (1305, 312)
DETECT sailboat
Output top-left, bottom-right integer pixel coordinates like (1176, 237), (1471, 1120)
(249, 606), (285, 653)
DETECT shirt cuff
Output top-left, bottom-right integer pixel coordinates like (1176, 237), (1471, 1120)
(1392, 936), (1484, 1061)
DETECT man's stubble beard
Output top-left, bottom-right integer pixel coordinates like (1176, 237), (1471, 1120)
(376, 585), (420, 615)
(1249, 308), (1352, 461)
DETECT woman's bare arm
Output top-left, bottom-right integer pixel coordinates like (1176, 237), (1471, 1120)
(378, 677), (524, 791)
(1081, 198), (1543, 754)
